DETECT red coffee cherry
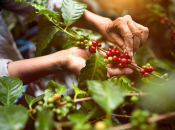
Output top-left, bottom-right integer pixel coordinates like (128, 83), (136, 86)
(118, 63), (124, 68)
(144, 72), (150, 77)
(106, 51), (112, 56)
(113, 46), (117, 51)
(111, 50), (116, 56)
(113, 56), (118, 61)
(127, 59), (132, 64)
(124, 53), (129, 59)
(149, 66), (154, 72)
(115, 50), (120, 55)
(118, 57), (121, 62)
(140, 69), (145, 73)
(92, 40), (98, 46)
(53, 94), (61, 101)
(120, 54), (125, 58)
(97, 43), (102, 47)
(121, 58), (127, 64)
(89, 46), (96, 53)
(108, 48), (112, 52)
(145, 66), (151, 72)
(105, 55), (108, 59)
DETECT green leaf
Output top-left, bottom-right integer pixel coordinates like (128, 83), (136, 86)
(44, 80), (68, 105)
(36, 25), (59, 56)
(0, 105), (29, 130)
(108, 77), (136, 93)
(87, 81), (125, 113)
(35, 108), (54, 130)
(62, 40), (79, 49)
(25, 11), (38, 24)
(24, 93), (44, 109)
(0, 76), (23, 105)
(72, 82), (86, 99)
(78, 52), (107, 89)
(61, 0), (87, 27)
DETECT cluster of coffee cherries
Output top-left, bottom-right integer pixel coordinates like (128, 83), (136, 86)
(89, 39), (102, 53)
(131, 109), (157, 130)
(105, 46), (132, 68)
(140, 63), (154, 77)
(75, 34), (90, 48)
(32, 94), (76, 120)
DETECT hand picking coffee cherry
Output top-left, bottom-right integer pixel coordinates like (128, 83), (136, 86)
(140, 63), (154, 77)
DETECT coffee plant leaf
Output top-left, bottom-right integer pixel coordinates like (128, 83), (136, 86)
(23, 93), (44, 109)
(44, 80), (68, 105)
(108, 77), (136, 93)
(36, 25), (59, 56)
(87, 81), (125, 114)
(35, 108), (54, 130)
(72, 82), (86, 98)
(0, 76), (23, 105)
(25, 11), (38, 24)
(61, 0), (87, 27)
(148, 59), (174, 71)
(0, 105), (29, 130)
(78, 52), (107, 89)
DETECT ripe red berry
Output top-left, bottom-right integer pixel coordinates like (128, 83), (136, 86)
(121, 58), (127, 64)
(118, 63), (124, 68)
(113, 56), (118, 61)
(97, 43), (102, 47)
(124, 53), (129, 59)
(145, 66), (151, 72)
(108, 48), (112, 52)
(92, 40), (98, 46)
(111, 50), (116, 56)
(94, 39), (98, 43)
(144, 72), (150, 77)
(89, 46), (96, 53)
(120, 54), (125, 58)
(127, 59), (132, 64)
(106, 51), (112, 56)
(115, 50), (120, 55)
(113, 46), (117, 51)
(105, 55), (108, 59)
(118, 57), (121, 62)
(140, 69), (145, 73)
(149, 66), (154, 72)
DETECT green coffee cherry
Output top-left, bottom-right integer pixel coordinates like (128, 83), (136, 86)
(56, 108), (62, 114)
(76, 36), (81, 40)
(108, 57), (113, 61)
(84, 40), (88, 43)
(38, 101), (43, 105)
(163, 73), (168, 78)
(32, 109), (37, 114)
(65, 96), (72, 102)
(66, 103), (73, 108)
(76, 41), (80, 45)
(52, 108), (56, 112)
(130, 96), (139, 102)
(142, 65), (146, 69)
(146, 63), (151, 66)
(47, 97), (54, 103)
(48, 103), (54, 108)
(72, 105), (76, 111)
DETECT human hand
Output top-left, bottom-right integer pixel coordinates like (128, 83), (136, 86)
(97, 15), (149, 57)
(66, 47), (133, 78)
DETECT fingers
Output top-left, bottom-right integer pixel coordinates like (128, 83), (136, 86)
(135, 22), (149, 47)
(113, 17), (134, 56)
(107, 67), (133, 78)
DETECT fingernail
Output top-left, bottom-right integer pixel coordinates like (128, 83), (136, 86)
(124, 49), (126, 53)
(130, 52), (133, 56)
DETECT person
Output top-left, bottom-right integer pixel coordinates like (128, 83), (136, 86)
(0, 0), (149, 85)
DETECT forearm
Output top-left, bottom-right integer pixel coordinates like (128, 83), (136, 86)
(7, 50), (69, 85)
(73, 10), (112, 33)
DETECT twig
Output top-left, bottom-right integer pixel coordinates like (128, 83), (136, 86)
(111, 114), (131, 118)
(110, 111), (175, 130)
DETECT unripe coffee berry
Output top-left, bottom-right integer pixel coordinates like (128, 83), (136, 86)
(130, 96), (139, 102)
(146, 63), (151, 66)
(66, 103), (73, 108)
(47, 97), (54, 103)
(65, 96), (72, 102)
(108, 57), (113, 61)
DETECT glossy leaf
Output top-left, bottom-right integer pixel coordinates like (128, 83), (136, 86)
(61, 0), (87, 27)
(24, 93), (44, 109)
(36, 26), (59, 56)
(78, 52), (107, 89)
(72, 82), (86, 99)
(35, 108), (54, 130)
(0, 105), (29, 130)
(108, 77), (136, 93)
(0, 76), (23, 105)
(25, 11), (38, 24)
(87, 81), (125, 113)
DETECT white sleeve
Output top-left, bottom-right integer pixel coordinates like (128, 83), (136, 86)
(0, 59), (12, 77)
(47, 0), (63, 12)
